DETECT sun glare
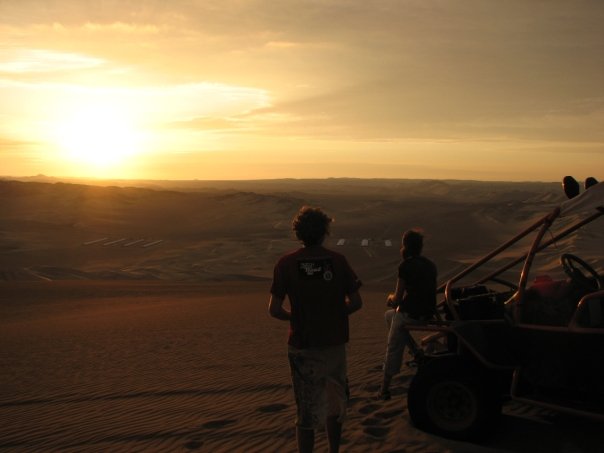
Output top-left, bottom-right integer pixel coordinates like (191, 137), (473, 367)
(53, 102), (145, 171)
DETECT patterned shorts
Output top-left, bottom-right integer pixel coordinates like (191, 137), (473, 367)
(288, 344), (348, 429)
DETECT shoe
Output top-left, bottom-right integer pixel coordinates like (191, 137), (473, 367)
(376, 389), (391, 401)
(406, 349), (425, 368)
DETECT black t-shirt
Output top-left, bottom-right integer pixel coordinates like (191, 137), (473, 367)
(398, 255), (437, 318)
(271, 246), (362, 349)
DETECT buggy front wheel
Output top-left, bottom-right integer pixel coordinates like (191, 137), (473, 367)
(407, 357), (502, 441)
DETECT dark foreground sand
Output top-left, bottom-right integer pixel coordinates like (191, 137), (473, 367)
(1, 281), (602, 453)
(1, 178), (603, 452)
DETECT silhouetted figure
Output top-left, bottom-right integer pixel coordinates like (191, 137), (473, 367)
(563, 176), (580, 199)
(378, 229), (437, 401)
(269, 206), (363, 453)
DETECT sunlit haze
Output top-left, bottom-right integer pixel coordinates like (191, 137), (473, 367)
(1, 1), (603, 181)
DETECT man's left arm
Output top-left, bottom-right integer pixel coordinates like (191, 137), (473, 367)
(268, 294), (291, 321)
(346, 291), (363, 315)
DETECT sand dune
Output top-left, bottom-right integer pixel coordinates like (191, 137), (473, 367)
(4, 177), (596, 286)
(2, 281), (603, 452)
(1, 178), (603, 452)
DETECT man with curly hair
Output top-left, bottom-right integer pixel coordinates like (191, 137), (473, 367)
(269, 206), (363, 453)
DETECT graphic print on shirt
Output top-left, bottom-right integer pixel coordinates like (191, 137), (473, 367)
(297, 258), (334, 282)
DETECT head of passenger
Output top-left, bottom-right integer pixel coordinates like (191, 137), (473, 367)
(292, 206), (332, 247)
(401, 229), (423, 259)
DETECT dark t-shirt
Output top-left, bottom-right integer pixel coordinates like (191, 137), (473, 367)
(398, 255), (437, 319)
(270, 245), (362, 349)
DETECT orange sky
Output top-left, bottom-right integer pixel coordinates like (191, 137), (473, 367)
(1, 1), (603, 181)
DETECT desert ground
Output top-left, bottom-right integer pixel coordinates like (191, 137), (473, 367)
(1, 178), (603, 452)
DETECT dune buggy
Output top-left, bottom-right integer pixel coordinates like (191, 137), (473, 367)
(405, 180), (604, 440)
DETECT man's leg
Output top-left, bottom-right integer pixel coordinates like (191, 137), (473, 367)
(296, 427), (314, 453)
(324, 345), (347, 453)
(289, 348), (321, 453)
(379, 311), (406, 399)
(326, 416), (342, 453)
(384, 308), (395, 329)
(379, 373), (393, 400)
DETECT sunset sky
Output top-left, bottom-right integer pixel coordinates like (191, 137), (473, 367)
(1, 0), (603, 181)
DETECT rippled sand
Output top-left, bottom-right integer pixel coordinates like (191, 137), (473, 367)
(1, 281), (602, 452)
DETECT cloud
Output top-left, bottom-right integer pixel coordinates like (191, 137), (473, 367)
(0, 136), (36, 150)
(135, 82), (272, 124)
(168, 117), (251, 132)
(0, 78), (271, 135)
(0, 48), (105, 73)
(245, 78), (604, 144)
(81, 22), (162, 33)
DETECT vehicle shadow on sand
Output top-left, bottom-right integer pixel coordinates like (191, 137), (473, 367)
(486, 404), (603, 453)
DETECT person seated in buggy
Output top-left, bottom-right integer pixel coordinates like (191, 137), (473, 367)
(377, 229), (437, 401)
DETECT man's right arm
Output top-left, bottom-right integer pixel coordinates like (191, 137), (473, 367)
(268, 294), (291, 321)
(387, 277), (406, 308)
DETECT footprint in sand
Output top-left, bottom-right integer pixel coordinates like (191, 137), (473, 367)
(362, 383), (381, 393)
(361, 416), (384, 426)
(363, 425), (390, 439)
(353, 381), (380, 398)
(183, 439), (204, 450)
(256, 403), (288, 413)
(358, 403), (381, 415)
(347, 396), (364, 406)
(200, 419), (237, 429)
(374, 408), (403, 419)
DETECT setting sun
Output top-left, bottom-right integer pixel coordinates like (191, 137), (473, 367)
(1, 1), (603, 181)
(53, 102), (145, 170)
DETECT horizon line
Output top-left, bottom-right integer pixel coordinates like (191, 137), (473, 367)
(0, 174), (563, 185)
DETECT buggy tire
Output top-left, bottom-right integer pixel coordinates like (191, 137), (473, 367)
(407, 356), (502, 441)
